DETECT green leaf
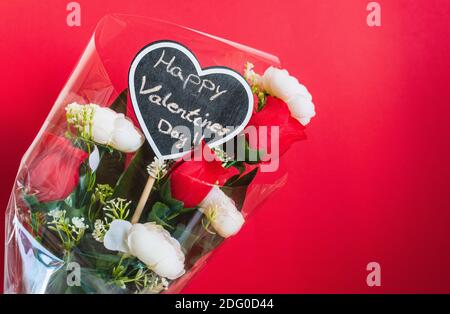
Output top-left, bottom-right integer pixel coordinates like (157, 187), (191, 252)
(22, 194), (62, 213)
(159, 180), (184, 211)
(233, 162), (247, 174)
(61, 201), (85, 219)
(223, 167), (259, 210)
(224, 166), (259, 187)
(110, 89), (128, 114)
(228, 167), (259, 187)
(223, 173), (240, 187)
(94, 148), (125, 187)
(67, 166), (92, 209)
(242, 140), (265, 164)
(223, 136), (265, 167)
(159, 179), (172, 201)
(180, 207), (197, 213)
(148, 202), (174, 229)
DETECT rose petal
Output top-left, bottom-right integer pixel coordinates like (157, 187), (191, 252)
(170, 144), (235, 207)
(22, 133), (88, 202)
(104, 219), (132, 253)
(127, 222), (185, 279)
(247, 96), (306, 156)
(110, 115), (144, 153)
(88, 145), (100, 171)
(199, 186), (245, 238)
(91, 106), (117, 145)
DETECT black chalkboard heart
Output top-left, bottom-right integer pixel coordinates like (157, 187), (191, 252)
(129, 40), (253, 159)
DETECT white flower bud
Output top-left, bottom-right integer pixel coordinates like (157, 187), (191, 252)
(287, 94), (316, 125)
(103, 220), (186, 280)
(127, 223), (185, 280)
(262, 66), (276, 95)
(80, 104), (144, 152)
(199, 187), (245, 238)
(110, 114), (145, 153)
(261, 66), (316, 125)
(90, 106), (117, 145)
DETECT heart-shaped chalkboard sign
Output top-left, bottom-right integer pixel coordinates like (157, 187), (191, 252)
(129, 40), (253, 159)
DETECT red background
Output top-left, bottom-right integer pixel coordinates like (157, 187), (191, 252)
(1, 0), (450, 293)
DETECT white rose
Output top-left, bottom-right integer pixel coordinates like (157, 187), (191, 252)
(103, 220), (185, 280)
(128, 223), (185, 280)
(199, 187), (245, 238)
(90, 106), (117, 145)
(261, 66), (315, 125)
(110, 114), (145, 153)
(87, 105), (144, 152)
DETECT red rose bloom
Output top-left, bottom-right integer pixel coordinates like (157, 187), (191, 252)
(170, 145), (234, 208)
(247, 96), (306, 157)
(22, 133), (88, 202)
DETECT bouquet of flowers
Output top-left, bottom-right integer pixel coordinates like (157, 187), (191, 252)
(3, 15), (315, 294)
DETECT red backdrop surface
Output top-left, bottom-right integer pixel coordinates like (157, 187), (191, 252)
(1, 0), (450, 293)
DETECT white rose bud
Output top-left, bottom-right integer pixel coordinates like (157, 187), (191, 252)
(287, 94), (316, 126)
(103, 219), (185, 280)
(262, 66), (315, 125)
(261, 66), (276, 95)
(91, 106), (117, 145)
(127, 223), (185, 280)
(87, 105), (144, 152)
(110, 114), (145, 153)
(199, 187), (245, 238)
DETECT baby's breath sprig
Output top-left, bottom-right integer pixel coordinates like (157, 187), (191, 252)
(244, 62), (268, 111)
(103, 198), (131, 221)
(88, 183), (114, 222)
(93, 184), (114, 205)
(142, 272), (169, 294)
(65, 103), (95, 140)
(91, 196), (133, 243)
(147, 157), (167, 181)
(92, 218), (108, 242)
(212, 146), (232, 166)
(47, 209), (88, 251)
(244, 62), (260, 86)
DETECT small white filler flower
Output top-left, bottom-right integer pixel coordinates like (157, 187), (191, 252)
(92, 219), (108, 242)
(71, 217), (88, 230)
(147, 157), (168, 180)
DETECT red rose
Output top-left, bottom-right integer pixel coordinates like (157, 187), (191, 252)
(22, 133), (88, 202)
(247, 96), (306, 157)
(170, 144), (234, 208)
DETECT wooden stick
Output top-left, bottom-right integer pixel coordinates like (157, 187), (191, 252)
(131, 176), (155, 224)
